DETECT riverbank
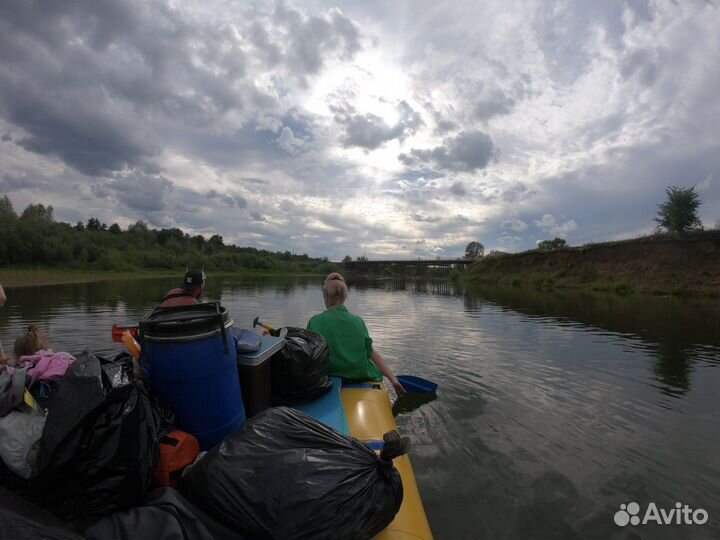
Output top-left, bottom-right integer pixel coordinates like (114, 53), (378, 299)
(466, 232), (720, 297)
(0, 268), (326, 288)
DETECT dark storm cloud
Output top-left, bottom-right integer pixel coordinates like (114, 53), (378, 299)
(501, 218), (529, 233)
(270, 2), (361, 80)
(92, 171), (174, 212)
(0, 173), (44, 192)
(620, 49), (661, 86)
(207, 190), (248, 208)
(474, 91), (516, 121)
(341, 113), (399, 149)
(500, 181), (537, 203)
(382, 184), (445, 210)
(337, 100), (423, 150)
(242, 177), (269, 185)
(412, 213), (441, 223)
(449, 181), (467, 196)
(0, 0), (362, 180)
(399, 130), (496, 172)
(248, 21), (283, 67)
(6, 89), (157, 176)
(532, 1), (642, 84)
(434, 119), (458, 135)
(453, 78), (520, 122)
(0, 1), (227, 175)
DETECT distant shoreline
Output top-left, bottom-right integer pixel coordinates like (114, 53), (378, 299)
(465, 232), (720, 297)
(0, 268), (323, 288)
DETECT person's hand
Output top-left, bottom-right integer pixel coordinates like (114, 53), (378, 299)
(391, 377), (407, 396)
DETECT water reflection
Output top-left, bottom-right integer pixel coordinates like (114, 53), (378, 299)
(466, 284), (720, 396)
(466, 284), (720, 348)
(353, 278), (461, 296)
(652, 342), (694, 396)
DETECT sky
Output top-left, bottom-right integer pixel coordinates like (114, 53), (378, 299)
(0, 0), (719, 260)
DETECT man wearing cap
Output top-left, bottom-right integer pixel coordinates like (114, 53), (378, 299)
(158, 269), (206, 308)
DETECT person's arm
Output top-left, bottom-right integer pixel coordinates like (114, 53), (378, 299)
(370, 350), (406, 396)
(0, 284), (5, 307)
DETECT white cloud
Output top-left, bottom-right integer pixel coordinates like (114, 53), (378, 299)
(697, 174), (712, 191)
(534, 214), (578, 238)
(501, 218), (528, 232)
(276, 126), (305, 155)
(498, 233), (521, 244)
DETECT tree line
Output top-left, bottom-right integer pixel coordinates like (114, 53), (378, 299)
(0, 197), (335, 274)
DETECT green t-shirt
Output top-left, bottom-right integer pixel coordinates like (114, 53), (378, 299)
(307, 305), (383, 382)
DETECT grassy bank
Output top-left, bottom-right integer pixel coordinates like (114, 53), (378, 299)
(0, 268), (327, 288)
(466, 231), (720, 297)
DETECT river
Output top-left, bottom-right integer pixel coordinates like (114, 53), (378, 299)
(1, 276), (719, 540)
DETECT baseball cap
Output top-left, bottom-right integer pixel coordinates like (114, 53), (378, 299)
(181, 269), (206, 290)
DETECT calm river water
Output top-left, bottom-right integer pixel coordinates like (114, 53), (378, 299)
(1, 276), (719, 540)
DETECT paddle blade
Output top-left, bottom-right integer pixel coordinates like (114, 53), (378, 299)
(396, 375), (438, 393)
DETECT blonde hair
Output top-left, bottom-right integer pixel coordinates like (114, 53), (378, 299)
(323, 272), (348, 305)
(14, 325), (50, 358)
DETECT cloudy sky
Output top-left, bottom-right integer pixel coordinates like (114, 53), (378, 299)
(1, 0), (719, 259)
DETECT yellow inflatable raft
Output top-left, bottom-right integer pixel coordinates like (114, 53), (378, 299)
(341, 383), (433, 540)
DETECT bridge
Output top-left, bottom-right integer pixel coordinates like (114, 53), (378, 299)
(341, 258), (472, 277)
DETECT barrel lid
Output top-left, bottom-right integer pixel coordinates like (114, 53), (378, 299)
(140, 302), (232, 339)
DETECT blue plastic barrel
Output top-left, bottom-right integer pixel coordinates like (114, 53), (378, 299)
(139, 302), (245, 450)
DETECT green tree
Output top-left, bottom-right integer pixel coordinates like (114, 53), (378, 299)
(0, 198), (332, 272)
(654, 185), (703, 234)
(87, 217), (102, 230)
(464, 241), (484, 259)
(356, 254), (368, 262)
(21, 203), (54, 222)
(486, 250), (508, 258)
(537, 237), (567, 250)
(208, 234), (224, 252)
(342, 255), (352, 264)
(0, 196), (16, 219)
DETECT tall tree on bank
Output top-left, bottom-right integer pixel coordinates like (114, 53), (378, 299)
(464, 241), (485, 260)
(654, 186), (703, 234)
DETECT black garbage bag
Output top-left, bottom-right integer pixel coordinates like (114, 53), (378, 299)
(85, 488), (242, 540)
(271, 328), (332, 405)
(182, 407), (403, 540)
(0, 487), (85, 540)
(0, 451), (30, 495)
(30, 351), (174, 527)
